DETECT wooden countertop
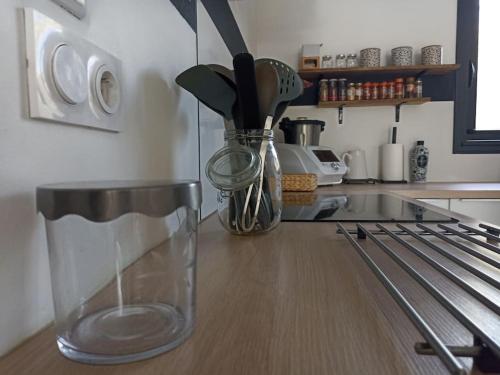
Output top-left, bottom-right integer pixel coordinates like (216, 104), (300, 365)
(320, 182), (500, 199)
(1, 185), (499, 375)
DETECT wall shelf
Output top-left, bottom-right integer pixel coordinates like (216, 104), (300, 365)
(318, 97), (431, 108)
(299, 64), (460, 80)
(318, 98), (432, 124)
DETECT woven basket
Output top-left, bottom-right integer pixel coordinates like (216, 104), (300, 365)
(282, 174), (318, 192)
(283, 192), (317, 206)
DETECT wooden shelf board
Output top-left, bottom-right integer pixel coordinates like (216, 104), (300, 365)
(299, 64), (460, 79)
(317, 97), (431, 108)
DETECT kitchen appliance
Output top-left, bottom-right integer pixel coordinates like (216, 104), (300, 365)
(282, 193), (458, 222)
(277, 117), (347, 185)
(280, 117), (325, 146)
(276, 144), (347, 185)
(37, 180), (202, 364)
(342, 149), (368, 180)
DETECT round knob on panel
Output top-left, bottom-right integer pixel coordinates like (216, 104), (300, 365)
(51, 44), (88, 105)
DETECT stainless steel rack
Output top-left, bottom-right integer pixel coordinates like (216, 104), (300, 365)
(337, 221), (500, 375)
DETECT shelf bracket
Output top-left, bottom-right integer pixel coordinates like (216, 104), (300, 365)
(395, 102), (407, 123)
(415, 69), (428, 79)
(338, 105), (344, 125)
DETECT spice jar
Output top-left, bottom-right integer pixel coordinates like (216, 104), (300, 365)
(371, 82), (379, 100)
(347, 83), (356, 101)
(362, 82), (371, 100)
(395, 78), (404, 99)
(347, 54), (358, 68)
(387, 81), (395, 99)
(322, 55), (334, 68)
(405, 77), (416, 98)
(355, 83), (363, 100)
(416, 79), (423, 98)
(319, 79), (329, 102)
(379, 81), (388, 99)
(336, 54), (347, 68)
(338, 78), (347, 101)
(328, 79), (338, 101)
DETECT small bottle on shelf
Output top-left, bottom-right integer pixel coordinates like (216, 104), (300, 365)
(319, 79), (329, 102)
(347, 83), (356, 101)
(379, 81), (388, 99)
(371, 82), (379, 100)
(416, 79), (423, 98)
(394, 78), (404, 99)
(338, 78), (347, 101)
(387, 81), (395, 99)
(362, 82), (371, 100)
(328, 79), (338, 101)
(405, 77), (416, 98)
(355, 83), (363, 100)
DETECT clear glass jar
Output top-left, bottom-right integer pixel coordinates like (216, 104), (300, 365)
(336, 54), (347, 68)
(322, 55), (334, 68)
(37, 181), (201, 365)
(347, 53), (358, 67)
(212, 129), (282, 235)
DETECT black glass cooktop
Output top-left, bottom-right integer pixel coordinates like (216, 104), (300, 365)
(281, 193), (458, 223)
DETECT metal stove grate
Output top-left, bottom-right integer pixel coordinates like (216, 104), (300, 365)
(337, 221), (500, 375)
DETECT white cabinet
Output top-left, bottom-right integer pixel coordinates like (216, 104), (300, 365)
(417, 199), (450, 210)
(449, 199), (500, 226)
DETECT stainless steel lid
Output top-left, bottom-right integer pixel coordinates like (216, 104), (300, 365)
(37, 180), (202, 222)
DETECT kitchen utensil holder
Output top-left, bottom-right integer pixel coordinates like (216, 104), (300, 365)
(37, 180), (202, 364)
(214, 129), (282, 235)
(337, 220), (500, 374)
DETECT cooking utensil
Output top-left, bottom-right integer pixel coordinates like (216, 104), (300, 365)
(207, 64), (243, 129)
(207, 64), (235, 83)
(255, 58), (304, 126)
(176, 64), (236, 122)
(242, 59), (303, 231)
(233, 53), (261, 129)
(392, 126), (398, 144)
(255, 63), (280, 128)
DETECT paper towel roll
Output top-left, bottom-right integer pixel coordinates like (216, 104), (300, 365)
(381, 144), (404, 182)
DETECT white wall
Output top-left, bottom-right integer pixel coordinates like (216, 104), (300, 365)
(255, 0), (500, 181)
(0, 0), (199, 356)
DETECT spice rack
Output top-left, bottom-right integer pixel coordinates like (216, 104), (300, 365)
(297, 64), (460, 124)
(299, 64), (460, 79)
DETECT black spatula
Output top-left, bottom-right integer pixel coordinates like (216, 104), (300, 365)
(233, 53), (261, 129)
(176, 64), (236, 121)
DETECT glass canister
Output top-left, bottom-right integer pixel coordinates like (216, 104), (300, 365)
(336, 54), (347, 68)
(322, 55), (334, 68)
(37, 181), (202, 364)
(206, 129), (282, 235)
(346, 53), (358, 68)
